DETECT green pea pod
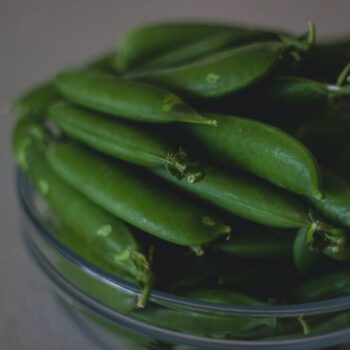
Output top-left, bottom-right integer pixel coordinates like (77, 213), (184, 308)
(293, 227), (328, 276)
(254, 74), (350, 113)
(13, 118), (154, 307)
(117, 22), (251, 70)
(153, 165), (311, 228)
(127, 41), (287, 98)
(13, 52), (124, 120)
(286, 268), (350, 302)
(182, 113), (322, 200)
(48, 103), (202, 183)
(13, 82), (60, 120)
(54, 70), (215, 125)
(140, 31), (279, 70)
(12, 117), (45, 171)
(214, 230), (294, 260)
(132, 288), (276, 338)
(46, 141), (231, 251)
(58, 256), (139, 314)
(310, 168), (350, 229)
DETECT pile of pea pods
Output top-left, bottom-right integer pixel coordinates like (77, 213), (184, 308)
(12, 21), (350, 336)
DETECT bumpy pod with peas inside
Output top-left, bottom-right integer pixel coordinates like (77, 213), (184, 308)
(214, 230), (294, 260)
(116, 22), (253, 70)
(128, 42), (289, 98)
(46, 141), (231, 253)
(182, 113), (323, 200)
(251, 62), (350, 113)
(12, 117), (154, 307)
(48, 102), (203, 183)
(14, 82), (60, 120)
(154, 165), (311, 229)
(132, 288), (276, 338)
(54, 70), (216, 125)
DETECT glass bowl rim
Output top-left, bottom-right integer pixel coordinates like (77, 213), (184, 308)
(17, 168), (350, 318)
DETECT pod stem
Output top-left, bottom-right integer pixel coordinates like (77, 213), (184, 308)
(129, 250), (155, 308)
(191, 245), (204, 256)
(306, 21), (317, 49)
(279, 21), (316, 56)
(187, 117), (218, 126)
(306, 221), (347, 255)
(336, 62), (350, 87)
(166, 148), (204, 183)
(298, 316), (311, 335)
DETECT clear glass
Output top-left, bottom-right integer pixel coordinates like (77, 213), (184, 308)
(16, 169), (350, 350)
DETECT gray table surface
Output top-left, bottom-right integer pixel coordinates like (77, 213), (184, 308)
(1, 1), (350, 349)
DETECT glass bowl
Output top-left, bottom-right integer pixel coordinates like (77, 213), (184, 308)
(16, 169), (350, 350)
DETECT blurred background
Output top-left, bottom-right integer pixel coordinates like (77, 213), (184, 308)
(1, 1), (350, 349)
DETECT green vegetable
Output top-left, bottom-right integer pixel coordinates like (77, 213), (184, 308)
(214, 230), (294, 259)
(13, 118), (153, 307)
(54, 70), (215, 125)
(139, 31), (278, 70)
(183, 113), (322, 200)
(48, 102), (203, 182)
(254, 73), (350, 113)
(132, 288), (276, 338)
(128, 42), (288, 98)
(46, 141), (231, 251)
(154, 165), (311, 228)
(14, 82), (60, 119)
(117, 22), (250, 70)
(310, 168), (350, 229)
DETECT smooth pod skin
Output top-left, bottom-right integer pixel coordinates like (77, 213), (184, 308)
(256, 76), (350, 111)
(154, 165), (311, 228)
(14, 82), (60, 119)
(287, 268), (350, 302)
(214, 230), (294, 259)
(54, 70), (215, 125)
(141, 31), (278, 70)
(58, 257), (138, 314)
(310, 168), (350, 229)
(48, 103), (202, 182)
(183, 113), (322, 199)
(252, 67), (350, 113)
(46, 142), (231, 250)
(13, 119), (153, 307)
(117, 22), (250, 70)
(132, 288), (275, 338)
(128, 42), (286, 98)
